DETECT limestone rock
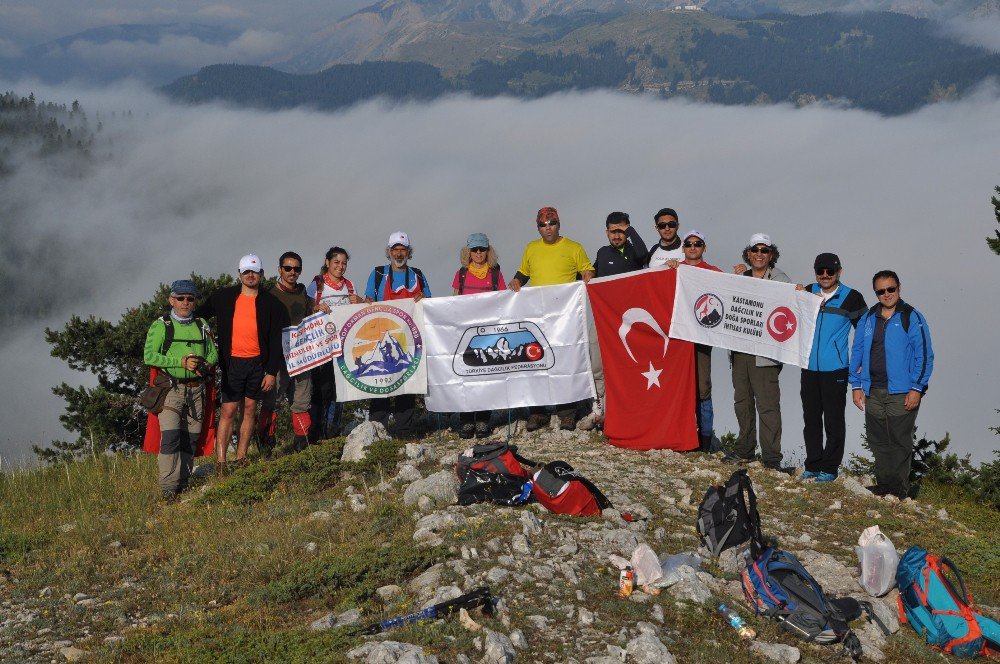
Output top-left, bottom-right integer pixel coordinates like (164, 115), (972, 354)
(625, 633), (676, 664)
(404, 471), (459, 508)
(795, 550), (861, 595)
(61, 646), (88, 662)
(482, 629), (516, 664)
(346, 641), (438, 663)
(310, 613), (337, 631)
(409, 564), (444, 594)
(342, 421), (390, 462)
(749, 642), (800, 663)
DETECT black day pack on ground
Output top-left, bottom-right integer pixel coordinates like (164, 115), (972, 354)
(696, 469), (764, 558)
(455, 443), (536, 506)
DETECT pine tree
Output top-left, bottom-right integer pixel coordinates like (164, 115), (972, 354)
(989, 185), (1000, 255)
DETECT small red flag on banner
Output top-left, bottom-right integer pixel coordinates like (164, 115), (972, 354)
(587, 269), (698, 451)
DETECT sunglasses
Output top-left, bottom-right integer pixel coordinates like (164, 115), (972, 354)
(172, 295), (195, 302)
(749, 246), (772, 254)
(655, 220), (679, 230)
(875, 286), (898, 296)
(683, 241), (705, 248)
(815, 268), (838, 277)
(281, 265), (302, 273)
(470, 247), (488, 252)
(537, 220), (559, 228)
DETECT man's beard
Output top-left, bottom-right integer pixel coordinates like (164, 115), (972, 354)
(392, 257), (407, 269)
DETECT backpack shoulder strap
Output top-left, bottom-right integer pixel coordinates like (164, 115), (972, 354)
(491, 266), (500, 291)
(312, 275), (325, 304)
(458, 267), (468, 294)
(160, 315), (174, 354)
(412, 267), (427, 292)
(736, 471), (765, 559)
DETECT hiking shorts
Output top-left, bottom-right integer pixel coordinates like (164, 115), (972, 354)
(221, 356), (265, 403)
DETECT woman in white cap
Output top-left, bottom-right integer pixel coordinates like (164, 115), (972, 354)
(452, 232), (506, 438)
(726, 233), (791, 471)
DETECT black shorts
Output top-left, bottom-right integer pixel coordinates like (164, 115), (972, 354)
(221, 356), (265, 403)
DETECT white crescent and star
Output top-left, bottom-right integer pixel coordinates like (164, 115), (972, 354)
(618, 307), (670, 390)
(767, 311), (795, 336)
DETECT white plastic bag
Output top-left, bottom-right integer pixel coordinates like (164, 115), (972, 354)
(631, 544), (664, 587)
(855, 525), (899, 597)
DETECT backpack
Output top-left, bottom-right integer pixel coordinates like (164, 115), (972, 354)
(742, 548), (882, 657)
(455, 443), (535, 506)
(696, 469), (764, 558)
(531, 461), (612, 517)
(457, 266), (500, 294)
(158, 315), (210, 355)
(373, 265), (428, 296)
(897, 547), (1000, 659)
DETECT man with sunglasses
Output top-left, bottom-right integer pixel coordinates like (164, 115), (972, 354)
(672, 230), (722, 451)
(850, 270), (934, 498)
(645, 208), (684, 268)
(796, 253), (867, 483)
(195, 254), (287, 471)
(143, 279), (218, 500)
(258, 252), (315, 453)
(510, 206), (595, 431)
(726, 234), (790, 470)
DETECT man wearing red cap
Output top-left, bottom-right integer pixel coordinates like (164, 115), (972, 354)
(510, 207), (595, 431)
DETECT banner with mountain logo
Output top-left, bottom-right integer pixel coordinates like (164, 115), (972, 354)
(327, 299), (427, 402)
(422, 283), (594, 412)
(670, 266), (822, 368)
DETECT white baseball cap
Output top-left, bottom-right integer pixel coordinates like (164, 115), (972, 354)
(238, 254), (263, 273)
(749, 233), (772, 247)
(683, 229), (706, 243)
(387, 231), (410, 248)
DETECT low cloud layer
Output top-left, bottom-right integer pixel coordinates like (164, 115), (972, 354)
(940, 15), (1000, 53)
(1, 81), (998, 467)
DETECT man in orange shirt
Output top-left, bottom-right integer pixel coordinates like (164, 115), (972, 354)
(195, 254), (287, 469)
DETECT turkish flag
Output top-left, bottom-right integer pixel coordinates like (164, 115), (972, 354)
(587, 269), (698, 451)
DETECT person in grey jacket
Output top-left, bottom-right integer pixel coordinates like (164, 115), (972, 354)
(725, 233), (790, 470)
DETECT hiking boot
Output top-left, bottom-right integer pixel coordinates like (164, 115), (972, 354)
(557, 411), (577, 431)
(292, 435), (308, 452)
(698, 435), (713, 452)
(816, 471), (838, 483)
(764, 463), (794, 476)
(800, 470), (819, 480)
(722, 453), (754, 465)
(526, 414), (549, 432)
(459, 422), (476, 439)
(161, 489), (178, 503)
(474, 421), (491, 439)
(866, 484), (890, 496)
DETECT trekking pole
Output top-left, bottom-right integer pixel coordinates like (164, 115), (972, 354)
(506, 409), (512, 441)
(357, 587), (493, 635)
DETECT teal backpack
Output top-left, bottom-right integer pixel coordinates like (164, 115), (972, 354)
(896, 547), (1000, 659)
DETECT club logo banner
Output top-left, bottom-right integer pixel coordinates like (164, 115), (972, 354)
(423, 282), (594, 413)
(282, 311), (342, 377)
(327, 300), (427, 402)
(670, 266), (821, 368)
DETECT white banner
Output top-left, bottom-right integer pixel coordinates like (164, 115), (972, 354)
(282, 311), (341, 377)
(423, 282), (595, 412)
(327, 299), (427, 402)
(670, 266), (821, 368)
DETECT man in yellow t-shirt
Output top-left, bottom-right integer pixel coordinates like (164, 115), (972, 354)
(510, 207), (595, 431)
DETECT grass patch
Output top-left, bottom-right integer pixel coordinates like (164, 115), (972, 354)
(0, 531), (48, 564)
(201, 438), (401, 505)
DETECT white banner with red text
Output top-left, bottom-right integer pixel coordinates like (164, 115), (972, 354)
(669, 266), (821, 368)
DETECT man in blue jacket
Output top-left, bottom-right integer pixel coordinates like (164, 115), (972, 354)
(850, 270), (934, 498)
(799, 253), (867, 482)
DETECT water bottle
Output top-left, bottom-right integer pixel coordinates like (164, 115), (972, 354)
(719, 603), (756, 639)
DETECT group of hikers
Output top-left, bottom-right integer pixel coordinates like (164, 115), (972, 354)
(143, 206), (933, 504)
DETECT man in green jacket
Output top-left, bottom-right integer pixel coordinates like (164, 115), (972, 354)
(143, 279), (218, 500)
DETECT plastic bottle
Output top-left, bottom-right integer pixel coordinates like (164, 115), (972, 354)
(719, 603), (756, 639)
(618, 566), (635, 597)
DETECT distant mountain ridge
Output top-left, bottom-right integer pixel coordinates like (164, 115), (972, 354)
(163, 11), (1000, 115)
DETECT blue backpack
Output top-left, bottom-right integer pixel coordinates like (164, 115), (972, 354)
(897, 547), (1000, 659)
(742, 548), (886, 657)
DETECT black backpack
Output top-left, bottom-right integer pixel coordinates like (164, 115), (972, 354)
(696, 469), (764, 558)
(455, 443), (536, 506)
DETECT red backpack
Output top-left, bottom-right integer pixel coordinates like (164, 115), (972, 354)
(455, 443), (535, 506)
(531, 461), (612, 517)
